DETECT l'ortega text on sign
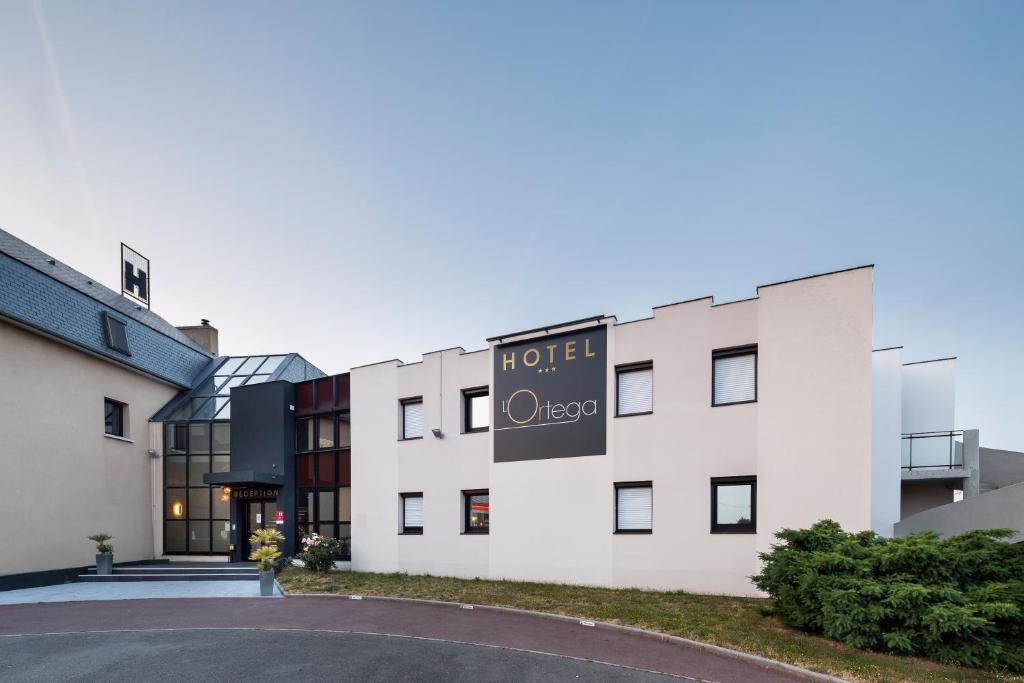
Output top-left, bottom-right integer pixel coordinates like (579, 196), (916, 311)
(493, 325), (607, 463)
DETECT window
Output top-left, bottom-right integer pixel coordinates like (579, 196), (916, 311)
(104, 399), (126, 437)
(338, 419), (351, 448)
(401, 493), (423, 534)
(463, 490), (489, 533)
(317, 416), (335, 449)
(296, 418), (314, 452)
(615, 482), (652, 533)
(712, 346), (757, 406)
(401, 398), (424, 440)
(616, 363), (653, 416)
(162, 419), (231, 556)
(101, 312), (131, 355)
(463, 388), (489, 433)
(711, 476), (756, 533)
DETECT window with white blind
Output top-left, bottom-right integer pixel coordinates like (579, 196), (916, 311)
(712, 347), (757, 406)
(616, 363), (653, 416)
(401, 493), (423, 534)
(401, 398), (424, 439)
(615, 482), (653, 533)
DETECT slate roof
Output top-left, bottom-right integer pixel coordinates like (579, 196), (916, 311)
(0, 227), (214, 387)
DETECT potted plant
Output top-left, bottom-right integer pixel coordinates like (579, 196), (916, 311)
(249, 528), (284, 596)
(88, 533), (114, 575)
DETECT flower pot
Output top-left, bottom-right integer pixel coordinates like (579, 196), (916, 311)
(259, 569), (275, 597)
(96, 553), (113, 576)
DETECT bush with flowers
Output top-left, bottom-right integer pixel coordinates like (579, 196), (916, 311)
(299, 532), (343, 572)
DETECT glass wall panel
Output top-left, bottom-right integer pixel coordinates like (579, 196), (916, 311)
(338, 450), (351, 485)
(212, 455), (230, 474)
(165, 424), (187, 454)
(338, 486), (351, 523)
(211, 521), (231, 552)
(316, 379), (333, 409)
(212, 423), (230, 453)
(258, 356), (285, 374)
(318, 491), (335, 521)
(212, 487), (230, 518)
(165, 456), (187, 487)
(318, 523), (336, 538)
(217, 376), (246, 395)
(317, 452), (336, 486)
(217, 357), (245, 375)
(165, 489), (187, 519)
(188, 521), (211, 552)
(188, 456), (211, 486)
(190, 398), (219, 421)
(238, 356), (266, 375)
(317, 416), (335, 449)
(296, 419), (313, 452)
(338, 420), (351, 448)
(296, 454), (314, 487)
(188, 488), (211, 518)
(189, 423), (210, 453)
(165, 521), (187, 552)
(338, 523), (351, 541)
(296, 382), (314, 413)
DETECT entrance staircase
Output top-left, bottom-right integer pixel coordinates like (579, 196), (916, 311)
(78, 561), (259, 583)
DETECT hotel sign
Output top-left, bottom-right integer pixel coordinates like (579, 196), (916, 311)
(121, 243), (150, 308)
(493, 325), (607, 463)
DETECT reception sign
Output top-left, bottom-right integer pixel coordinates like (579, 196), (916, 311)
(493, 325), (607, 463)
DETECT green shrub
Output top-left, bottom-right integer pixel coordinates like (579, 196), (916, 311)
(753, 520), (1024, 672)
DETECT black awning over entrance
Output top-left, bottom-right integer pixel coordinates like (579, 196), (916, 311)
(204, 470), (284, 487)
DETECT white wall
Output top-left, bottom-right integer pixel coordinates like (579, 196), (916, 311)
(871, 348), (903, 536)
(350, 267), (875, 596)
(351, 349), (491, 579)
(0, 320), (178, 576)
(901, 359), (955, 434)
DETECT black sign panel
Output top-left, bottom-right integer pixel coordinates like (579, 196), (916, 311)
(121, 243), (150, 308)
(493, 325), (607, 463)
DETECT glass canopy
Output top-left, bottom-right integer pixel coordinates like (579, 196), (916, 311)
(165, 355), (287, 421)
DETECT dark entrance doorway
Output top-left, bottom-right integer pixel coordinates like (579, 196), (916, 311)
(240, 498), (278, 558)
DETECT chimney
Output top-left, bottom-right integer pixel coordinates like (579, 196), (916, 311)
(177, 319), (219, 355)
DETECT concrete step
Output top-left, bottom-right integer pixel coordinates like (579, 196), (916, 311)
(90, 566), (259, 576)
(78, 572), (259, 582)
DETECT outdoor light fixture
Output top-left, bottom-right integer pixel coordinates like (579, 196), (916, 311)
(171, 502), (184, 518)
(432, 428), (444, 439)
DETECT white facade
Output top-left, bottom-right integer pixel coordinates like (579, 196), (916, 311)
(351, 266), (875, 597)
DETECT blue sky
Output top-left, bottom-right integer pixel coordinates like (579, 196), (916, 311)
(1, 2), (1022, 448)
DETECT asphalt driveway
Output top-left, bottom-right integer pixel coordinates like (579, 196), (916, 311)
(0, 595), (818, 682)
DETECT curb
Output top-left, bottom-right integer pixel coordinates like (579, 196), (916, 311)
(278, 587), (847, 683)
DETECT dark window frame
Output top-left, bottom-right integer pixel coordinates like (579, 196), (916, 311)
(101, 312), (132, 356)
(399, 397), (424, 441)
(462, 387), (490, 434)
(296, 417), (314, 452)
(615, 361), (654, 417)
(710, 475), (757, 534)
(614, 480), (653, 534)
(104, 398), (126, 437)
(462, 488), (490, 534)
(162, 419), (231, 556)
(400, 492), (424, 534)
(711, 345), (758, 407)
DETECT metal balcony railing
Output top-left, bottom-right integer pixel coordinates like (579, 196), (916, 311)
(901, 431), (963, 471)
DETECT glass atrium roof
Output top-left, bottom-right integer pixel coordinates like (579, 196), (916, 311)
(163, 355), (288, 421)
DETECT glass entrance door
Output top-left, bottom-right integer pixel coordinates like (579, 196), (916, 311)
(244, 500), (278, 557)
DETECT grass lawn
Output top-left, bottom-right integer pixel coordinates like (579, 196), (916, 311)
(277, 567), (1021, 683)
